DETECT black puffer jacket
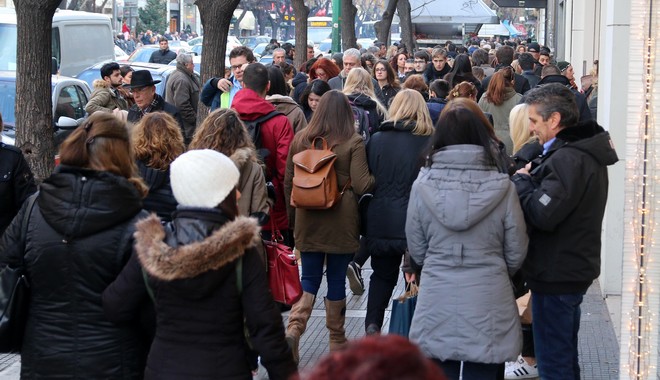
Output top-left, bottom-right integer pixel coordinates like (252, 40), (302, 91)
(103, 207), (296, 380)
(365, 120), (431, 256)
(137, 160), (177, 222)
(347, 93), (384, 133)
(0, 142), (36, 236)
(0, 165), (147, 379)
(512, 121), (619, 294)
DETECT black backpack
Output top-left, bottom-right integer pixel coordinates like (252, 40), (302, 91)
(243, 110), (283, 161)
(349, 102), (371, 144)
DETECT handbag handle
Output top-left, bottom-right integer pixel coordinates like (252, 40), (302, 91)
(268, 208), (284, 243)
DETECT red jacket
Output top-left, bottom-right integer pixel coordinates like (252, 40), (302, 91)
(233, 88), (294, 231)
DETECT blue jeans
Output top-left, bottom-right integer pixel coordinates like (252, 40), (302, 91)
(532, 291), (585, 380)
(300, 252), (353, 301)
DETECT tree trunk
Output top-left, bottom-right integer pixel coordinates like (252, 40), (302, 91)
(291, 0), (308, 70)
(13, 0), (60, 182)
(375, 0), (398, 45)
(194, 0), (240, 124)
(340, 0), (356, 50)
(397, 0), (415, 53)
(234, 9), (246, 37)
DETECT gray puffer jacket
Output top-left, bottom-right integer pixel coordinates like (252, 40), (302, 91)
(405, 145), (528, 364)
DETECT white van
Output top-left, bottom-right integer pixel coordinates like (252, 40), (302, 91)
(0, 8), (114, 77)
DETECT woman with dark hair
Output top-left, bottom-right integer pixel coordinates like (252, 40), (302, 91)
(103, 149), (297, 380)
(283, 90), (374, 363)
(405, 98), (528, 380)
(443, 54), (483, 99)
(390, 52), (408, 81)
(300, 79), (331, 122)
(478, 67), (523, 154)
(133, 112), (185, 222)
(372, 60), (401, 109)
(119, 64), (135, 107)
(266, 65), (308, 133)
(0, 112), (149, 379)
(309, 57), (340, 83)
(189, 108), (270, 225)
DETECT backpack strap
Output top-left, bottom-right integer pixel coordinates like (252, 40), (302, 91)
(252, 110), (283, 125)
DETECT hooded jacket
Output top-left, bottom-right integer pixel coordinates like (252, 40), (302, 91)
(512, 120), (619, 294)
(406, 145), (528, 364)
(137, 160), (177, 222)
(232, 88), (294, 232)
(477, 88), (522, 155)
(230, 147), (270, 223)
(364, 120), (430, 256)
(103, 209), (296, 380)
(535, 75), (592, 122)
(165, 62), (201, 142)
(85, 79), (128, 114)
(266, 94), (308, 133)
(347, 93), (384, 133)
(290, 72), (308, 104)
(0, 166), (147, 379)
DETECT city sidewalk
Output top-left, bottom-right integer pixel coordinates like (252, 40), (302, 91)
(0, 262), (620, 379)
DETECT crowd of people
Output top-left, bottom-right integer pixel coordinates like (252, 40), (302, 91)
(0, 35), (614, 380)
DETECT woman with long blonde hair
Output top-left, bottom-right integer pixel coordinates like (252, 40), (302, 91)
(343, 67), (388, 134)
(189, 108), (270, 225)
(133, 112), (185, 221)
(284, 90), (375, 363)
(358, 90), (434, 335)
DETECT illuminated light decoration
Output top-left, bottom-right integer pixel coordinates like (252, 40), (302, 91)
(625, 0), (659, 378)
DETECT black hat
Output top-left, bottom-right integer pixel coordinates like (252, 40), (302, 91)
(527, 42), (540, 53)
(124, 70), (161, 89)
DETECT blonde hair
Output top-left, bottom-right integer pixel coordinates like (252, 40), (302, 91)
(386, 89), (434, 136)
(132, 112), (185, 170)
(343, 67), (388, 118)
(509, 103), (536, 154)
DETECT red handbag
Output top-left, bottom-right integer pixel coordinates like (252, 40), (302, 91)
(264, 220), (302, 305)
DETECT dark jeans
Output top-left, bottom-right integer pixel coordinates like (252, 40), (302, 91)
(300, 252), (353, 301)
(365, 254), (402, 329)
(432, 359), (501, 380)
(532, 291), (585, 380)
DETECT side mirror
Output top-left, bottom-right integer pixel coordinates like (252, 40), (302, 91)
(56, 116), (80, 130)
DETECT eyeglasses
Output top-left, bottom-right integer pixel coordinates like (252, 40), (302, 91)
(230, 64), (246, 71)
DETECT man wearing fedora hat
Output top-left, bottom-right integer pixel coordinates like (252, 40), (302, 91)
(126, 70), (184, 130)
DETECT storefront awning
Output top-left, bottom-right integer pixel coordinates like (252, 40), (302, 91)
(409, 0), (498, 35)
(478, 22), (512, 37)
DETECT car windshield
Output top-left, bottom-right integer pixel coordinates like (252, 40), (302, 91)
(0, 24), (18, 71)
(129, 48), (157, 63)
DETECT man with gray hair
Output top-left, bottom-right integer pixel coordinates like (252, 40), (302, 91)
(272, 48), (287, 66)
(165, 53), (200, 143)
(328, 48), (364, 90)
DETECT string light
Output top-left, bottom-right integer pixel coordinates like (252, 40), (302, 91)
(626, 0), (659, 378)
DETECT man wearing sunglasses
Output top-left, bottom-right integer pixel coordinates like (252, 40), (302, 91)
(200, 46), (256, 111)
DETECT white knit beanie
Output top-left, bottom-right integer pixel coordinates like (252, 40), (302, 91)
(170, 149), (240, 208)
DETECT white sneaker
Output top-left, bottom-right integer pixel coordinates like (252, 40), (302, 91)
(504, 355), (539, 379)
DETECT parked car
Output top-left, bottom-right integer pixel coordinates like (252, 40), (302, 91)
(185, 36), (241, 51)
(239, 35), (271, 49)
(75, 61), (199, 100)
(168, 55), (204, 74)
(114, 45), (129, 61)
(259, 55), (273, 65)
(0, 71), (91, 145)
(127, 44), (193, 64)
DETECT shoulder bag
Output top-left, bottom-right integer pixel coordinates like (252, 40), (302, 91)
(264, 218), (302, 306)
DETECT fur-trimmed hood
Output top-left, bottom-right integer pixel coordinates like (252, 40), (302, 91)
(135, 213), (261, 281)
(229, 147), (258, 171)
(93, 79), (111, 89)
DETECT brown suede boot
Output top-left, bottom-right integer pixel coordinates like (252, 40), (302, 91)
(285, 292), (315, 364)
(324, 298), (348, 351)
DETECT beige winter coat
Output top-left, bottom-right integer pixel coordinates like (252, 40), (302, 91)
(230, 147), (270, 218)
(85, 80), (128, 115)
(266, 94), (307, 133)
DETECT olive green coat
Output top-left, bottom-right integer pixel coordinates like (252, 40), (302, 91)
(284, 134), (374, 254)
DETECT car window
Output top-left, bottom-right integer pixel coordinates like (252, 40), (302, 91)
(56, 85), (86, 120)
(75, 68), (100, 89)
(154, 73), (166, 96)
(0, 81), (17, 125)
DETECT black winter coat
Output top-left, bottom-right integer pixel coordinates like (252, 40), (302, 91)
(149, 48), (177, 64)
(347, 93), (384, 134)
(127, 93), (185, 131)
(137, 160), (177, 222)
(0, 142), (36, 236)
(103, 207), (296, 380)
(364, 121), (431, 256)
(512, 121), (619, 294)
(376, 83), (400, 109)
(0, 166), (147, 379)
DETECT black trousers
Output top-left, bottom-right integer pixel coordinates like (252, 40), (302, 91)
(365, 254), (403, 330)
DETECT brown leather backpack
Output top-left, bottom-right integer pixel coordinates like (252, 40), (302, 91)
(290, 137), (350, 209)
